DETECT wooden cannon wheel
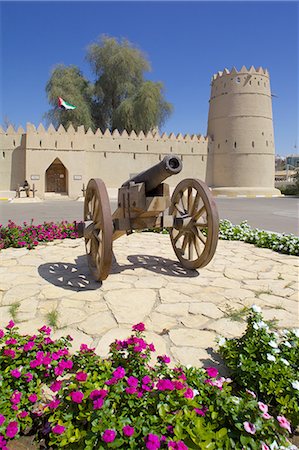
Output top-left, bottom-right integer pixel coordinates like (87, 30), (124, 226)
(84, 179), (113, 281)
(169, 179), (219, 270)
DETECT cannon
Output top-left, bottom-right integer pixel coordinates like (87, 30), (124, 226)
(78, 155), (219, 281)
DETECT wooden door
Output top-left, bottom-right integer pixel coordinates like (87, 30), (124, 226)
(46, 161), (67, 193)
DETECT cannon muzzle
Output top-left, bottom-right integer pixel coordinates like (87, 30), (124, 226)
(122, 154), (182, 194)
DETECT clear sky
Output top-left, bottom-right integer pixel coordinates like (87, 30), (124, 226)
(0, 1), (298, 156)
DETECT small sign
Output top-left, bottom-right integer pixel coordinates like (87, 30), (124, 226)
(30, 175), (40, 180)
(73, 175), (82, 180)
(59, 174), (64, 178)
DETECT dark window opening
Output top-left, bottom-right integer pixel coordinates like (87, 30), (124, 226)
(93, 144), (95, 149)
(252, 141), (255, 148)
(218, 143), (220, 149)
(266, 141), (268, 146)
(40, 140), (42, 147)
(3, 152), (5, 158)
(234, 142), (237, 148)
(118, 144), (121, 150)
(55, 141), (57, 148)
(13, 140), (16, 146)
(71, 141), (73, 149)
(146, 145), (149, 151)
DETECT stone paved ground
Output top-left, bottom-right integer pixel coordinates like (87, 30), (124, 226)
(0, 233), (298, 369)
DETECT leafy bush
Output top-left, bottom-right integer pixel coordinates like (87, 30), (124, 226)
(0, 220), (78, 250)
(0, 321), (297, 449)
(218, 306), (299, 428)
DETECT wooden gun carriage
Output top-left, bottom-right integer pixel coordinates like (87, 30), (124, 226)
(78, 155), (219, 281)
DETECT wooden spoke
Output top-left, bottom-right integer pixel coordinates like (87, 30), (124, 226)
(169, 178), (219, 270)
(84, 179), (113, 281)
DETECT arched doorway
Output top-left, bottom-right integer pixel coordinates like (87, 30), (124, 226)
(45, 158), (68, 193)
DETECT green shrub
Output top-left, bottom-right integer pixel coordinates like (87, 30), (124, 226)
(218, 306), (299, 428)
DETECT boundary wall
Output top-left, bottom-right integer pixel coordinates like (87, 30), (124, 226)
(0, 124), (208, 199)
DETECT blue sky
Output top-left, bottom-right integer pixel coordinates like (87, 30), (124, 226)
(0, 1), (298, 156)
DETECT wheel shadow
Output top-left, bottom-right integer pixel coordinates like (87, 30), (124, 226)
(38, 253), (199, 291)
(111, 254), (199, 278)
(38, 255), (101, 291)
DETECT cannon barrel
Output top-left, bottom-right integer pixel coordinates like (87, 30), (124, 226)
(122, 154), (182, 194)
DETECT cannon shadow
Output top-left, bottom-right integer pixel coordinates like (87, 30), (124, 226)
(38, 253), (199, 291)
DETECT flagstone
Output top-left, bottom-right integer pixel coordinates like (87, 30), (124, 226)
(262, 308), (298, 328)
(2, 284), (41, 305)
(155, 303), (189, 317)
(104, 289), (156, 323)
(170, 346), (211, 368)
(145, 312), (178, 333)
(52, 327), (94, 353)
(78, 311), (117, 335)
(224, 268), (258, 280)
(169, 328), (216, 347)
(180, 314), (210, 329)
(206, 318), (247, 337)
(57, 306), (88, 327)
(95, 327), (133, 357)
(189, 302), (224, 319)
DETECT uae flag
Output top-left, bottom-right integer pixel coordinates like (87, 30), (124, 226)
(58, 97), (77, 110)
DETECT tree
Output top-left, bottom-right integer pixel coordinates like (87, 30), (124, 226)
(45, 65), (94, 131)
(45, 36), (172, 133)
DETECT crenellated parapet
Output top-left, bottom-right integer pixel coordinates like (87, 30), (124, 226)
(1, 123), (207, 156)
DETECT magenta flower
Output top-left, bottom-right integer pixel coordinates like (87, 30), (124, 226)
(0, 415), (5, 426)
(184, 388), (194, 399)
(3, 349), (16, 359)
(6, 320), (15, 329)
(52, 424), (65, 435)
(76, 372), (88, 382)
(18, 411), (28, 418)
(48, 399), (60, 409)
(5, 338), (17, 345)
(23, 341), (35, 351)
(10, 391), (22, 404)
(194, 406), (208, 416)
(261, 443), (270, 450)
(277, 415), (291, 433)
(5, 421), (18, 438)
(38, 325), (51, 335)
(142, 375), (151, 385)
(132, 323), (145, 332)
(70, 391), (84, 403)
(246, 389), (256, 398)
(0, 329), (4, 339)
(126, 386), (138, 395)
(93, 398), (104, 410)
(123, 425), (135, 437)
(11, 369), (21, 378)
(28, 393), (37, 403)
(243, 422), (256, 434)
(205, 367), (218, 378)
(156, 379), (175, 391)
(158, 355), (171, 364)
(50, 381), (62, 392)
(113, 366), (126, 379)
(102, 429), (116, 443)
(149, 343), (155, 352)
(127, 376), (139, 387)
(146, 433), (161, 450)
(89, 389), (108, 400)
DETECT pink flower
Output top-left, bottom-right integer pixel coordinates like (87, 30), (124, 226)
(184, 388), (194, 399)
(194, 406), (208, 416)
(5, 338), (17, 345)
(6, 320), (15, 329)
(52, 424), (65, 435)
(89, 389), (108, 400)
(5, 421), (18, 438)
(23, 341), (35, 351)
(243, 422), (256, 434)
(28, 394), (37, 403)
(158, 355), (171, 364)
(246, 389), (256, 398)
(146, 433), (160, 450)
(261, 443), (270, 450)
(113, 366), (126, 379)
(48, 399), (60, 409)
(149, 343), (155, 352)
(4, 349), (16, 359)
(11, 369), (21, 378)
(76, 372), (88, 382)
(0, 329), (4, 339)
(142, 375), (151, 385)
(102, 429), (116, 443)
(206, 367), (218, 378)
(38, 325), (51, 335)
(132, 323), (145, 332)
(18, 411), (28, 418)
(123, 425), (135, 437)
(258, 402), (268, 413)
(24, 372), (33, 383)
(93, 398), (104, 410)
(10, 391), (22, 404)
(126, 387), (138, 395)
(50, 381), (62, 392)
(127, 376), (139, 387)
(106, 377), (118, 385)
(262, 412), (272, 420)
(156, 379), (175, 391)
(277, 416), (291, 433)
(70, 391), (84, 403)
(0, 415), (5, 426)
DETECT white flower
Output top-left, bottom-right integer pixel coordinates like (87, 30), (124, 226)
(253, 321), (269, 331)
(251, 304), (261, 313)
(270, 441), (279, 450)
(231, 396), (241, 404)
(291, 380), (299, 390)
(193, 389), (199, 396)
(269, 340), (278, 348)
(267, 354), (276, 362)
(218, 336), (226, 347)
(281, 358), (290, 366)
(292, 328), (299, 338)
(272, 348), (281, 354)
(283, 341), (292, 348)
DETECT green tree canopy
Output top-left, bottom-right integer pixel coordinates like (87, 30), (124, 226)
(45, 65), (94, 130)
(45, 36), (172, 133)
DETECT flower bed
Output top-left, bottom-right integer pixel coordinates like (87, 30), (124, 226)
(0, 316), (298, 449)
(0, 220), (298, 256)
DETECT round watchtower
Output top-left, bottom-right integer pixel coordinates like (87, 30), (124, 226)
(206, 66), (281, 196)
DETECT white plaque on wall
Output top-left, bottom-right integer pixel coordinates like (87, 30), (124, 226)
(30, 175), (40, 180)
(73, 175), (82, 180)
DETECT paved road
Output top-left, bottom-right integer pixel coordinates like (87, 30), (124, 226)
(0, 197), (298, 235)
